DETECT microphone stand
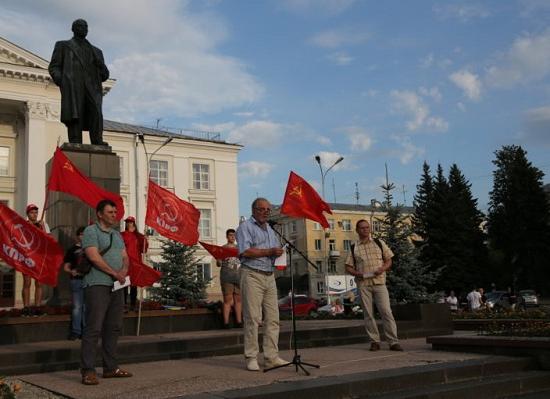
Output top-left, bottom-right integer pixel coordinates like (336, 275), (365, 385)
(264, 226), (320, 375)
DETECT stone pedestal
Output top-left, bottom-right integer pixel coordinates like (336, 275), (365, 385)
(45, 143), (120, 305)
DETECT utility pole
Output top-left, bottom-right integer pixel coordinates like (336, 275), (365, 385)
(354, 182), (360, 205)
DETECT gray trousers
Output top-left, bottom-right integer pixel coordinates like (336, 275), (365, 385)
(358, 283), (399, 345)
(80, 285), (124, 373)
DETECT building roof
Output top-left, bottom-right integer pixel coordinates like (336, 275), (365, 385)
(104, 120), (241, 147)
(273, 202), (414, 214)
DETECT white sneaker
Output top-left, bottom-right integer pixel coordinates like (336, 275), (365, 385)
(264, 356), (288, 368)
(246, 358), (260, 371)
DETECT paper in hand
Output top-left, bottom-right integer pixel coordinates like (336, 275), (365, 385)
(112, 275), (131, 291)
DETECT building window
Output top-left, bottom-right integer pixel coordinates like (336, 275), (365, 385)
(328, 219), (335, 230)
(150, 160), (168, 186)
(196, 263), (211, 282)
(315, 260), (323, 273)
(372, 220), (381, 233)
(342, 219), (352, 231)
(313, 222), (321, 230)
(198, 209), (212, 238)
(192, 163), (210, 190)
(0, 147), (9, 176)
(329, 239), (336, 251)
(290, 221), (297, 234)
(328, 260), (337, 273)
(343, 240), (352, 251)
(317, 281), (325, 294)
(314, 239), (322, 251)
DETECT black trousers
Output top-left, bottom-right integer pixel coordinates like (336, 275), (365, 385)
(80, 285), (124, 373)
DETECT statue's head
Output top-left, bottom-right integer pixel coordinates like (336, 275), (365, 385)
(72, 19), (88, 39)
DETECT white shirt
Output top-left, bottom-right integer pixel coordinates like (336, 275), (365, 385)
(467, 291), (482, 310)
(446, 295), (458, 310)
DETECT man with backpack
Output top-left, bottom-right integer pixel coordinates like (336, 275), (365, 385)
(345, 219), (403, 352)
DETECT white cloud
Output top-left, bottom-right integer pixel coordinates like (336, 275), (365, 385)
(307, 28), (369, 48)
(282, 0), (356, 16)
(390, 90), (449, 132)
(361, 89), (378, 97)
(522, 105), (550, 146)
(239, 161), (274, 178)
(391, 136), (425, 165)
(485, 29), (550, 88)
(228, 120), (286, 147)
(449, 70), (482, 100)
(433, 3), (491, 22)
(0, 1), (264, 121)
(316, 136), (333, 146)
(326, 51), (354, 66)
(233, 111), (255, 118)
(418, 86), (442, 102)
(419, 54), (453, 69)
(342, 126), (373, 152)
(520, 0), (550, 17)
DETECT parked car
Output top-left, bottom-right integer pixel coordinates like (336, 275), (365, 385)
(517, 290), (539, 309)
(485, 291), (515, 311)
(278, 295), (318, 316)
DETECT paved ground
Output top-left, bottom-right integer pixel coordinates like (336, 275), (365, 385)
(13, 337), (489, 399)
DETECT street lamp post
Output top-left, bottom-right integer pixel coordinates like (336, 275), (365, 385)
(314, 154), (344, 305)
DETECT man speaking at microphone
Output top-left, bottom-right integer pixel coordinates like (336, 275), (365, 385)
(236, 198), (288, 371)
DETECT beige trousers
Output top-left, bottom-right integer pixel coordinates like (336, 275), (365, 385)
(240, 267), (280, 360)
(358, 283), (399, 345)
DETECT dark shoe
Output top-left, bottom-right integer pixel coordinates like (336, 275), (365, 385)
(82, 371), (99, 385)
(235, 322), (243, 328)
(369, 342), (381, 351)
(68, 334), (79, 341)
(390, 343), (404, 351)
(223, 323), (231, 329)
(103, 368), (133, 378)
(21, 307), (31, 317)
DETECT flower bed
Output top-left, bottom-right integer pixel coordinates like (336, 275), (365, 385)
(452, 308), (549, 320)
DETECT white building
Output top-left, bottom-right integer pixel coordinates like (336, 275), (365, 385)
(0, 37), (241, 307)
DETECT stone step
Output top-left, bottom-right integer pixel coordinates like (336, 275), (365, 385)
(178, 357), (539, 399)
(367, 370), (550, 399)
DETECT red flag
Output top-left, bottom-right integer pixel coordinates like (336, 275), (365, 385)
(281, 171), (332, 228)
(0, 203), (64, 286)
(127, 255), (161, 287)
(47, 147), (125, 220)
(145, 180), (200, 245)
(200, 241), (238, 260)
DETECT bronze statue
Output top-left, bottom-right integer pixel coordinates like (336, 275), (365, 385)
(49, 19), (109, 146)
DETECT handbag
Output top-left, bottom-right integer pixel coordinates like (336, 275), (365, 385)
(76, 233), (113, 275)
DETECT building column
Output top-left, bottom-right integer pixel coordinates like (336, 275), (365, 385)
(24, 101), (48, 209)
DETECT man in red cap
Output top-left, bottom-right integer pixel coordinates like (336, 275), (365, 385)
(23, 204), (50, 315)
(120, 216), (148, 311)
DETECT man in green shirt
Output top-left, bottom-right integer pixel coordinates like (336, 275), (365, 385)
(80, 199), (132, 385)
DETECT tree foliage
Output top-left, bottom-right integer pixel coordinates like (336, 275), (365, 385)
(377, 178), (439, 303)
(487, 145), (550, 294)
(150, 239), (209, 306)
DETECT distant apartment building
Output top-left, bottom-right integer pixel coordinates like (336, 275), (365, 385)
(270, 203), (413, 299)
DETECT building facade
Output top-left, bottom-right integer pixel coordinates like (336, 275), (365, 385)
(271, 203), (413, 299)
(0, 37), (240, 307)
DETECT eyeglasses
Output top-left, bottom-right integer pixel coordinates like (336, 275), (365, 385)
(254, 207), (271, 214)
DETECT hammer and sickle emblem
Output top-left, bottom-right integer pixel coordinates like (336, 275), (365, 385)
(160, 201), (178, 223)
(63, 161), (74, 172)
(289, 184), (302, 198)
(12, 224), (35, 250)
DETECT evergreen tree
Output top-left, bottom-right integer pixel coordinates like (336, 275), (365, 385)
(487, 145), (550, 294)
(150, 239), (209, 306)
(377, 177), (439, 303)
(442, 164), (488, 293)
(412, 161), (433, 239)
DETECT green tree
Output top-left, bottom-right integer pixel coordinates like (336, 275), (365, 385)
(412, 161), (433, 239)
(377, 178), (439, 303)
(150, 239), (209, 306)
(487, 145), (550, 294)
(442, 164), (488, 293)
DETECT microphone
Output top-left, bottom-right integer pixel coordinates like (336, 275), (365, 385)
(267, 220), (279, 228)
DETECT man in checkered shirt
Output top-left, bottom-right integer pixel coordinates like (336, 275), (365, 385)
(345, 219), (403, 352)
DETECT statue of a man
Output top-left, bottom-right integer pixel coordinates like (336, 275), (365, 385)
(48, 19), (110, 146)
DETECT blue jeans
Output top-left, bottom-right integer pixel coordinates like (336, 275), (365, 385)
(70, 279), (85, 336)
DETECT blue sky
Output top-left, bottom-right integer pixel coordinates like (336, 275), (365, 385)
(2, 0), (550, 217)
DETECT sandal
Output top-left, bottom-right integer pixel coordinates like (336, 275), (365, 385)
(82, 372), (99, 385)
(102, 368), (133, 378)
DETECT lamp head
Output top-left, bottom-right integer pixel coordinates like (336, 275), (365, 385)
(315, 155), (321, 164)
(336, 156), (344, 164)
